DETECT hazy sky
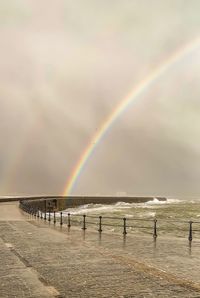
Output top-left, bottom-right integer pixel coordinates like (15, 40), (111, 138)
(0, 1), (200, 197)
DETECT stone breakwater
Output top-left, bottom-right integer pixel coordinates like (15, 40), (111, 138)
(2, 195), (166, 212)
(0, 195), (166, 204)
(63, 196), (167, 208)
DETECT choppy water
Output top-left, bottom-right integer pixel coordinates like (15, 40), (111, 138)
(63, 198), (200, 239)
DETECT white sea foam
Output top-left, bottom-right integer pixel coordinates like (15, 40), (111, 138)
(145, 198), (180, 205)
(68, 204), (116, 215)
(125, 211), (156, 218)
(64, 198), (182, 215)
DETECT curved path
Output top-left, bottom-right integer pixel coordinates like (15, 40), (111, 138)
(0, 202), (26, 220)
(0, 202), (200, 297)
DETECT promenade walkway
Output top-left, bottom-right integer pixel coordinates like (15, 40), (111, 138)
(1, 202), (200, 297)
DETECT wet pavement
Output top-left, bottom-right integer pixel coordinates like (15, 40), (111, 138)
(0, 202), (200, 297)
(0, 202), (26, 221)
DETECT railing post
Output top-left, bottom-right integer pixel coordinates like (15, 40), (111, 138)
(44, 200), (47, 220)
(68, 213), (71, 228)
(188, 221), (193, 242)
(60, 212), (63, 226)
(82, 214), (87, 230)
(123, 217), (127, 235)
(53, 211), (56, 224)
(40, 210), (43, 219)
(98, 216), (102, 233)
(48, 210), (51, 222)
(37, 208), (40, 218)
(153, 219), (157, 239)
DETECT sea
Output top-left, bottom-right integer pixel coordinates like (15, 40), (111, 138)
(63, 198), (200, 239)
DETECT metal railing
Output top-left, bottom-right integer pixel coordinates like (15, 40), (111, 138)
(19, 200), (200, 242)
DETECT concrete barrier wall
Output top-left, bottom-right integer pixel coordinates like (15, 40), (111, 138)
(64, 196), (166, 208)
(0, 196), (166, 212)
(19, 196), (166, 212)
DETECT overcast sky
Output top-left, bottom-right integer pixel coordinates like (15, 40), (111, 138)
(0, 1), (200, 197)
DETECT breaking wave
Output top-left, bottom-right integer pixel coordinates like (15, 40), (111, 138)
(64, 198), (183, 215)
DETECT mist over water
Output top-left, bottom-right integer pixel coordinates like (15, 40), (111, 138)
(0, 1), (200, 197)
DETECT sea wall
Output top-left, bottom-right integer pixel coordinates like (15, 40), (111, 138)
(63, 196), (166, 208)
(0, 195), (166, 211)
(24, 196), (166, 212)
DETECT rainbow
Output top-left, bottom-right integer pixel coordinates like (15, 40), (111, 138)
(63, 37), (200, 196)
